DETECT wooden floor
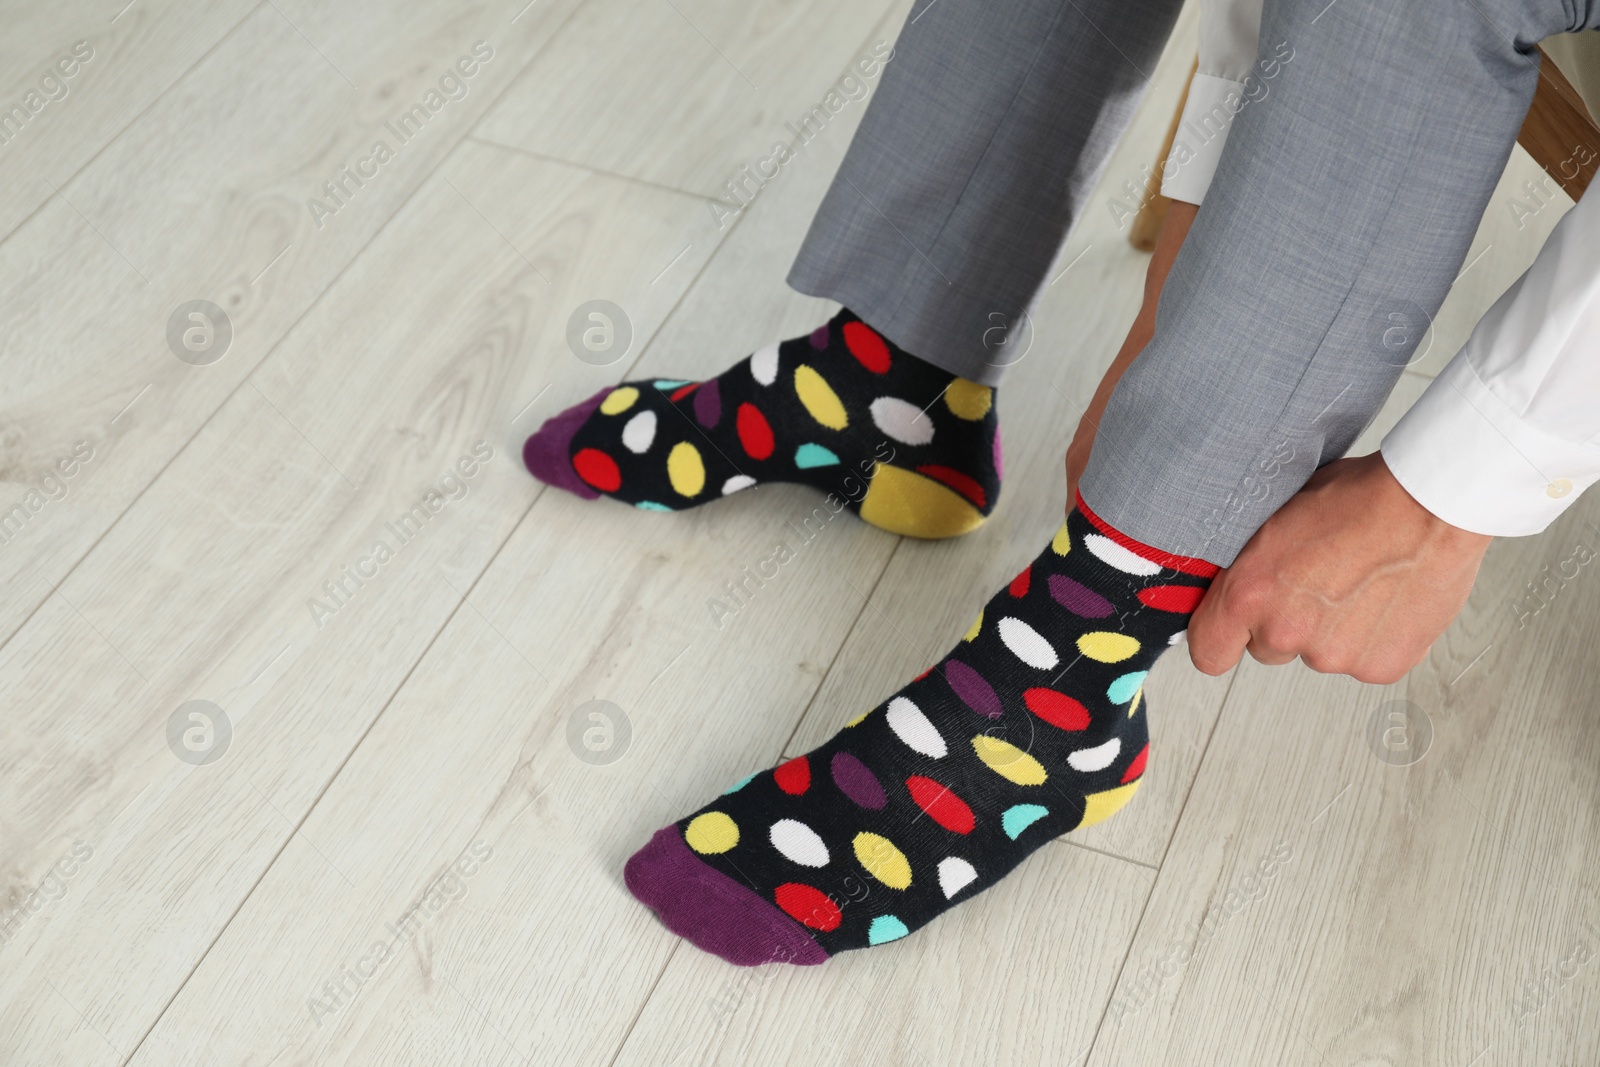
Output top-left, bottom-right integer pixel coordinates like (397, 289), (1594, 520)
(2, 1), (1596, 1064)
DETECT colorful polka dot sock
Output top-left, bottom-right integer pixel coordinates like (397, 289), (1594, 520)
(625, 493), (1218, 964)
(523, 309), (1002, 538)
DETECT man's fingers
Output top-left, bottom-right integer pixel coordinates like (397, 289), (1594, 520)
(1186, 574), (1252, 676)
(1244, 638), (1297, 666)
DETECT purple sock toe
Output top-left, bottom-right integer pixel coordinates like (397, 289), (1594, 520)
(624, 827), (828, 967)
(522, 387), (611, 499)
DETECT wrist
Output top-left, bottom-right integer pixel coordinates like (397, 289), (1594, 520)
(1373, 453), (1492, 551)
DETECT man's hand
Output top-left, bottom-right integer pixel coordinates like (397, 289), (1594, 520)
(1186, 452), (1492, 684)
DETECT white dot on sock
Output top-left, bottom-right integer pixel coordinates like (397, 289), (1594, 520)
(937, 856), (978, 898)
(998, 616), (1058, 670)
(869, 396), (935, 446)
(1068, 737), (1121, 772)
(1084, 533), (1162, 576)
(621, 410), (657, 453)
(750, 342), (779, 386)
(887, 696), (946, 758)
(769, 819), (830, 867)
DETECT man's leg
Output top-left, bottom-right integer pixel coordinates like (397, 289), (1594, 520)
(1080, 0), (1596, 565)
(528, 0), (1185, 536)
(789, 0), (1186, 386)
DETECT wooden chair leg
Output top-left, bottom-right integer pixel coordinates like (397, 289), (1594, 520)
(1127, 43), (1598, 255)
(1517, 44), (1600, 200)
(1129, 57), (1198, 252)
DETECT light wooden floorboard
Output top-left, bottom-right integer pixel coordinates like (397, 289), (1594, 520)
(617, 845), (1155, 1067)
(1085, 488), (1600, 1065)
(0, 0), (256, 244)
(0, 0), (578, 648)
(2, 0), (1596, 1064)
(0, 136), (726, 1063)
(127, 93), (908, 1065)
(473, 0), (902, 196)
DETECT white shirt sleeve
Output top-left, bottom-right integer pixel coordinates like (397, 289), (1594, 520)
(1381, 183), (1600, 536)
(1159, 0), (1274, 205)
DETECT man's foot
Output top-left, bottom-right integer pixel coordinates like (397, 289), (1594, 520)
(523, 309), (1002, 538)
(624, 494), (1217, 964)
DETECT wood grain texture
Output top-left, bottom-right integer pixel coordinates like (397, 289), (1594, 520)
(473, 0), (902, 195)
(617, 845), (1154, 1067)
(1085, 502), (1600, 1066)
(1519, 45), (1600, 200)
(0, 138), (724, 1064)
(0, 0), (257, 244)
(0, 0), (579, 650)
(3, 0), (1597, 1064)
(126, 94), (909, 1065)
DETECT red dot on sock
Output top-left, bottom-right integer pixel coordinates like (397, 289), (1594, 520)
(842, 321), (891, 374)
(1136, 585), (1206, 613)
(1024, 687), (1091, 731)
(773, 755), (811, 795)
(906, 775), (975, 834)
(1122, 743), (1149, 783)
(572, 448), (621, 492)
(736, 402), (775, 460)
(669, 382), (701, 402)
(915, 464), (987, 508)
(775, 882), (842, 931)
(1008, 565), (1031, 598)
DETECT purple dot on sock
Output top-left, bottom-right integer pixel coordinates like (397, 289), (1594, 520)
(1048, 573), (1114, 617)
(992, 426), (1003, 479)
(830, 751), (887, 809)
(944, 659), (1002, 719)
(810, 324), (829, 350)
(693, 377), (721, 429)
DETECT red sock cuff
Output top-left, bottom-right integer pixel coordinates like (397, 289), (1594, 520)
(1074, 489), (1220, 579)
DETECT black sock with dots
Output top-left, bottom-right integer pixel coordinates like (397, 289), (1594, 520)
(523, 309), (1003, 538)
(624, 496), (1217, 963)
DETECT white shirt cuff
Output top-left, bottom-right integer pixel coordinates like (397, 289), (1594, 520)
(1159, 74), (1246, 206)
(1380, 352), (1600, 536)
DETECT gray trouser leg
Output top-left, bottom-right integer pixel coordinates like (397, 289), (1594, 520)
(1080, 0), (1597, 566)
(787, 0), (1186, 385)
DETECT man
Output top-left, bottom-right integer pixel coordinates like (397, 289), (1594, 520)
(526, 0), (1600, 964)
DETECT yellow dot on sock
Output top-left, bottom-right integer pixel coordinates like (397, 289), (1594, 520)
(1128, 688), (1143, 718)
(1051, 522), (1071, 555)
(1078, 781), (1141, 828)
(945, 379), (992, 420)
(685, 811), (739, 853)
(859, 463), (986, 538)
(853, 832), (912, 889)
(599, 386), (639, 415)
(972, 735), (1048, 785)
(667, 441), (705, 497)
(964, 608), (983, 642)
(1078, 632), (1141, 663)
(794, 365), (849, 430)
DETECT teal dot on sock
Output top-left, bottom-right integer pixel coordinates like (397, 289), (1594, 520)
(794, 443), (840, 469)
(1107, 671), (1148, 704)
(635, 501), (673, 511)
(653, 379), (691, 389)
(1001, 804), (1049, 840)
(867, 914), (909, 945)
(723, 771), (757, 795)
